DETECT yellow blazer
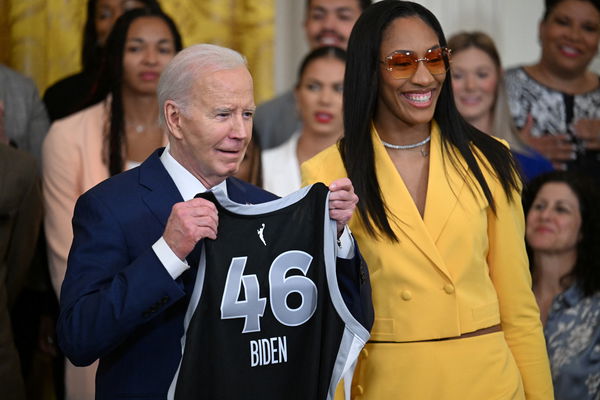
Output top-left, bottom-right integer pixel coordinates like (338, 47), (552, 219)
(302, 122), (553, 399)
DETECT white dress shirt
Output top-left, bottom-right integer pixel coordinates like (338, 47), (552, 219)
(151, 145), (227, 279)
(261, 132), (301, 197)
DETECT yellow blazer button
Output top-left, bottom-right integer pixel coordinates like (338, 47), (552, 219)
(354, 385), (364, 395)
(444, 284), (455, 294)
(361, 348), (369, 359)
(401, 290), (412, 301)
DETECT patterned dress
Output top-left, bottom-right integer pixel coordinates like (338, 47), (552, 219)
(545, 284), (600, 400)
(505, 67), (600, 181)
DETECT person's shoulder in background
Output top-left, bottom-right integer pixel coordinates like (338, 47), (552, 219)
(43, 71), (99, 122)
(253, 90), (300, 150)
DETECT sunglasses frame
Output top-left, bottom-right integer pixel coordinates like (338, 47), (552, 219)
(381, 47), (452, 79)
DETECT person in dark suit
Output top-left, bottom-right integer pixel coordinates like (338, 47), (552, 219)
(0, 143), (43, 400)
(57, 43), (371, 399)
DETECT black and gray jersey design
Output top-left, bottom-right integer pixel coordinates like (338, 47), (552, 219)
(168, 183), (370, 400)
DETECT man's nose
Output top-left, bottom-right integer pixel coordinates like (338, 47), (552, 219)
(230, 114), (250, 138)
(322, 13), (337, 30)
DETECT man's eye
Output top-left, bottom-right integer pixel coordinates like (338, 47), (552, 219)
(310, 11), (325, 20)
(338, 12), (353, 21)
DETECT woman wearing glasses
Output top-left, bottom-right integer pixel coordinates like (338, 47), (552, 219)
(302, 1), (553, 398)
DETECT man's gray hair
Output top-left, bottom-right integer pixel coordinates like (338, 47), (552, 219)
(157, 44), (247, 126)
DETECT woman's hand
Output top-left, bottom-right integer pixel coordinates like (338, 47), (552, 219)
(518, 114), (576, 170)
(327, 178), (359, 238)
(573, 118), (600, 151)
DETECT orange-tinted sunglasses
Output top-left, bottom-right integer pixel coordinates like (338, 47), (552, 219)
(381, 47), (451, 79)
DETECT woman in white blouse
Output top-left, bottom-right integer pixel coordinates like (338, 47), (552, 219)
(261, 46), (346, 196)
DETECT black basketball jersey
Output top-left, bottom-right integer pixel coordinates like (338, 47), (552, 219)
(168, 183), (370, 400)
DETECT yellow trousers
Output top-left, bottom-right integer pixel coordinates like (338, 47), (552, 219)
(338, 332), (525, 400)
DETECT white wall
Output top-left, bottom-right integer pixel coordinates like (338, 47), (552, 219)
(274, 0), (309, 95)
(418, 0), (542, 68)
(273, 0), (600, 96)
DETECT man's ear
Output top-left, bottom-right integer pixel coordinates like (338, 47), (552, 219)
(164, 100), (184, 139)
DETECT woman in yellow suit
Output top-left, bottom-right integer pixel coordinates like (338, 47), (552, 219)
(302, 1), (554, 399)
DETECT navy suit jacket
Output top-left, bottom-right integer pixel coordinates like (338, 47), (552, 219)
(57, 148), (372, 399)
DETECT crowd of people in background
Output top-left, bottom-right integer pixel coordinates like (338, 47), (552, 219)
(2, 0), (600, 399)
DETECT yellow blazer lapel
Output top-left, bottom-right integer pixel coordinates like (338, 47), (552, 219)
(423, 122), (466, 244)
(371, 124), (451, 279)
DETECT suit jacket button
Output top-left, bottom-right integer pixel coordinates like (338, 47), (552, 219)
(401, 290), (412, 301)
(161, 296), (169, 305)
(354, 385), (364, 395)
(361, 348), (369, 359)
(444, 284), (455, 294)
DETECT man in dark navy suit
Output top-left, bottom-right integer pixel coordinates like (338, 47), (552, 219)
(57, 44), (371, 400)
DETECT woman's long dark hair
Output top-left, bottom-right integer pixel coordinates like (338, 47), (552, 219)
(81, 0), (163, 114)
(81, 0), (162, 72)
(100, 7), (182, 176)
(340, 0), (520, 241)
(523, 171), (600, 297)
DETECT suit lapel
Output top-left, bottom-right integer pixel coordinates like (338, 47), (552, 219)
(139, 150), (201, 290)
(372, 123), (454, 279)
(226, 177), (248, 203)
(139, 149), (183, 229)
(423, 123), (466, 244)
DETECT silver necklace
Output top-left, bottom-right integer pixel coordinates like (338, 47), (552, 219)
(381, 135), (431, 157)
(380, 135), (431, 150)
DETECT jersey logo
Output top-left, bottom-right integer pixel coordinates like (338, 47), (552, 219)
(257, 223), (266, 246)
